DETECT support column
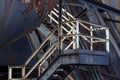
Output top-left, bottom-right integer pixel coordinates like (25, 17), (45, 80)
(106, 28), (110, 52)
(58, 0), (63, 52)
(90, 26), (93, 50)
(76, 20), (80, 49)
(22, 67), (25, 80)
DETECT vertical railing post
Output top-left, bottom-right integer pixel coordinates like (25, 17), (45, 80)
(8, 67), (12, 80)
(90, 25), (93, 50)
(22, 67), (25, 80)
(58, 0), (63, 52)
(50, 12), (53, 23)
(76, 20), (80, 48)
(87, 8), (94, 50)
(73, 27), (76, 49)
(38, 66), (41, 77)
(106, 28), (110, 52)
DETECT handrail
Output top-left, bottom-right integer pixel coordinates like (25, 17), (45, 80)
(23, 27), (57, 67)
(25, 42), (57, 78)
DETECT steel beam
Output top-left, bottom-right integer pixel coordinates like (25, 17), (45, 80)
(79, 0), (120, 16)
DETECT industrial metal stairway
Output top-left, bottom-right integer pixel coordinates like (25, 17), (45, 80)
(8, 1), (110, 80)
(37, 0), (120, 79)
(38, 57), (75, 80)
(8, 0), (120, 80)
(37, 1), (109, 79)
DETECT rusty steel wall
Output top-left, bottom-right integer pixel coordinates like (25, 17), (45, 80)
(0, 0), (58, 65)
(0, 0), (58, 48)
(0, 0), (120, 79)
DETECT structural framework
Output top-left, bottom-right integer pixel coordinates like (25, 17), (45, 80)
(0, 0), (120, 80)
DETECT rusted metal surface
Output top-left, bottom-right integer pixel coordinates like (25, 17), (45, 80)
(0, 0), (58, 48)
(23, 0), (59, 17)
(0, 0), (120, 79)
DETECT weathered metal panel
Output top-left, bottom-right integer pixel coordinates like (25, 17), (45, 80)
(63, 49), (109, 65)
(0, 36), (33, 66)
(0, 0), (43, 48)
(0, 0), (58, 48)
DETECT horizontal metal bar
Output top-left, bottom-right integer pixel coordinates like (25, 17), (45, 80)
(9, 78), (37, 80)
(8, 66), (22, 68)
(92, 27), (107, 31)
(63, 49), (109, 56)
(63, 33), (108, 42)
(92, 40), (107, 43)
(9, 78), (22, 80)
(63, 19), (108, 29)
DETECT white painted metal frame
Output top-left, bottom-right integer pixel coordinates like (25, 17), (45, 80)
(8, 66), (22, 80)
(63, 19), (109, 50)
(49, 6), (109, 51)
(8, 3), (110, 80)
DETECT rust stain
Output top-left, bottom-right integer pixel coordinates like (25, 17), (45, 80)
(22, 0), (59, 17)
